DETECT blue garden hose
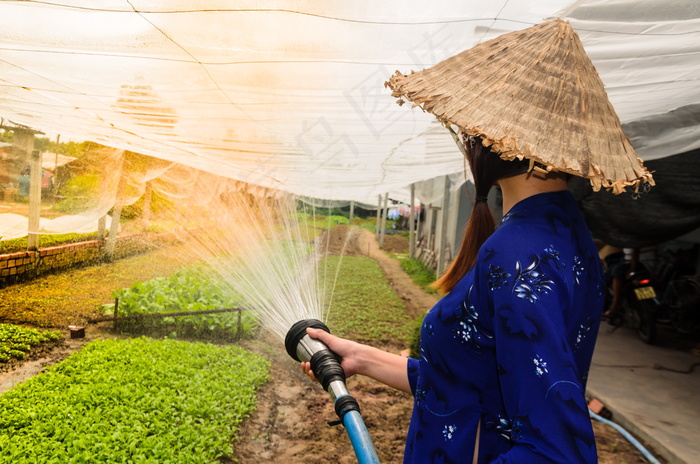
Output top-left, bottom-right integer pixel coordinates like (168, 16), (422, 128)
(286, 319), (381, 464)
(341, 405), (381, 463)
(589, 409), (662, 464)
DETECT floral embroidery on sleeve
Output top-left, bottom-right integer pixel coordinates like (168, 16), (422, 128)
(544, 245), (565, 269)
(574, 321), (593, 351)
(443, 424), (457, 441)
(454, 286), (493, 349)
(573, 255), (584, 285)
(491, 415), (524, 443)
(513, 257), (554, 303)
(488, 265), (511, 290)
(532, 354), (549, 377)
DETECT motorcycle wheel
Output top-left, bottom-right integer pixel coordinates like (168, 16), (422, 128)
(623, 298), (656, 344)
(666, 278), (700, 335)
(636, 300), (657, 344)
(670, 309), (700, 335)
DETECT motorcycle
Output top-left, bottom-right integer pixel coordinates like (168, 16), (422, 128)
(620, 265), (658, 344)
(606, 256), (700, 345)
(604, 262), (658, 344)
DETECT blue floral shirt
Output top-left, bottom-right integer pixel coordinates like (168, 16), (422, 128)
(405, 191), (603, 463)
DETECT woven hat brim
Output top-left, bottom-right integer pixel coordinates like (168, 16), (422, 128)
(386, 19), (653, 194)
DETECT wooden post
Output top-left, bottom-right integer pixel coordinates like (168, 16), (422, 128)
(105, 196), (123, 259)
(437, 176), (451, 276)
(380, 192), (389, 249)
(105, 156), (126, 259)
(236, 310), (242, 339)
(375, 194), (381, 235)
(97, 215), (107, 242)
(409, 183), (416, 259)
(349, 200), (355, 222)
(27, 149), (42, 250)
(113, 297), (119, 331)
(12, 130), (34, 172)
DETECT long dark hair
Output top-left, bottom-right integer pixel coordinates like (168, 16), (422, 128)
(432, 135), (530, 294)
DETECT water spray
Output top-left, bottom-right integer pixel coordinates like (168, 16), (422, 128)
(285, 319), (380, 464)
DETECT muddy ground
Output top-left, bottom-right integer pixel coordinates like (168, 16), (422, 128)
(0, 226), (662, 463)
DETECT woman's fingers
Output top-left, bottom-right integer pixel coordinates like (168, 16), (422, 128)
(300, 361), (317, 382)
(306, 327), (336, 346)
(306, 327), (350, 357)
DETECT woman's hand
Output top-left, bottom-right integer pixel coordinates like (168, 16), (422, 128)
(300, 327), (365, 382)
(299, 327), (412, 394)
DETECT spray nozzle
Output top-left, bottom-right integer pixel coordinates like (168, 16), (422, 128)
(285, 319), (348, 395)
(285, 319), (359, 415)
(285, 318), (330, 362)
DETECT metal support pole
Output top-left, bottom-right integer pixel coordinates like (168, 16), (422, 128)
(409, 184), (416, 259)
(380, 192), (389, 249)
(349, 200), (355, 222)
(27, 149), (42, 250)
(437, 176), (450, 275)
(416, 202), (423, 251)
(375, 195), (381, 235)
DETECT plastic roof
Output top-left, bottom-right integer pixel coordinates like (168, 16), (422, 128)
(1, 0), (699, 204)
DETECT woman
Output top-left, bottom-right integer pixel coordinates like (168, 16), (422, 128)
(304, 138), (603, 463)
(303, 20), (652, 463)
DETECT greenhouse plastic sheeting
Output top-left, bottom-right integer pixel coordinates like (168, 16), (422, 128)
(0, 1), (699, 204)
(0, 212), (113, 240)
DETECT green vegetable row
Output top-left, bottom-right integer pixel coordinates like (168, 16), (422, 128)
(0, 324), (63, 363)
(105, 266), (258, 340)
(325, 255), (413, 345)
(0, 337), (269, 463)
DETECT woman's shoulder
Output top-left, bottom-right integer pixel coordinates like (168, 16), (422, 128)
(483, 219), (555, 256)
(478, 218), (581, 278)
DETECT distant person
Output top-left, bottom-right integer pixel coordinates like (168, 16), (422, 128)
(17, 165), (31, 199)
(600, 245), (639, 319)
(41, 169), (54, 197)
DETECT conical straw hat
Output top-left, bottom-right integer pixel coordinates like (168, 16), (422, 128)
(386, 19), (653, 194)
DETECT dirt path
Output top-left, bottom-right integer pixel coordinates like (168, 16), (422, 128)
(321, 225), (439, 319)
(364, 231), (439, 319)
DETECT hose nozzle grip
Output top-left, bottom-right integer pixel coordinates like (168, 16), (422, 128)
(334, 394), (361, 420)
(310, 349), (345, 392)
